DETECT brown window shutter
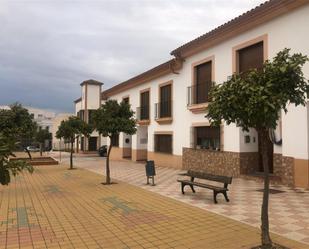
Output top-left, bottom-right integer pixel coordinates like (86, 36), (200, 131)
(238, 41), (264, 74)
(195, 61), (212, 103)
(155, 134), (172, 154)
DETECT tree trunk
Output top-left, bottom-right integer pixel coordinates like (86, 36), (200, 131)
(258, 128), (273, 248)
(105, 140), (113, 184)
(25, 148), (32, 159)
(70, 140), (74, 170)
(40, 143), (43, 157)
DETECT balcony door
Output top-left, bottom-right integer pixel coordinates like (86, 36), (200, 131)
(140, 90), (150, 120)
(160, 84), (171, 118)
(195, 61), (212, 104)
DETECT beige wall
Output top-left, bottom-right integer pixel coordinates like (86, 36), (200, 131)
(294, 159), (309, 188)
(122, 147), (132, 158)
(132, 149), (147, 162)
(109, 147), (123, 161)
(147, 152), (182, 169)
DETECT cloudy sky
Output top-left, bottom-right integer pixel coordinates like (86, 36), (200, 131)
(0, 0), (265, 113)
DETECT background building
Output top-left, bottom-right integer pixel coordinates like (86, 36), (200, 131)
(51, 113), (73, 151)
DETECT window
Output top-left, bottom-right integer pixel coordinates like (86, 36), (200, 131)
(154, 134), (172, 154)
(77, 110), (84, 121)
(238, 41), (263, 74)
(194, 61), (212, 104)
(159, 84), (172, 118)
(111, 134), (119, 147)
(123, 97), (129, 104)
(140, 91), (150, 120)
(194, 126), (220, 150)
(88, 110), (95, 125)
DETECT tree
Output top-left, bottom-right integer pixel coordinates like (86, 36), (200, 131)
(0, 134), (34, 185)
(35, 128), (52, 156)
(56, 116), (92, 169)
(0, 103), (37, 159)
(206, 49), (308, 249)
(92, 100), (137, 184)
(0, 103), (36, 185)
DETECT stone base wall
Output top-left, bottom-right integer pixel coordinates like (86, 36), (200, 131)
(239, 152), (259, 175)
(182, 148), (241, 177)
(182, 148), (296, 187)
(280, 155), (294, 186)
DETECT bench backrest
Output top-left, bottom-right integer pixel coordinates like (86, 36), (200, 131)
(187, 170), (232, 184)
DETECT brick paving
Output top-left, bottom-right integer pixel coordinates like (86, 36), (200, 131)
(50, 152), (309, 246)
(0, 163), (307, 249)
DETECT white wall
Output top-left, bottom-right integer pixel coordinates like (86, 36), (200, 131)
(87, 84), (101, 110)
(282, 104), (308, 159)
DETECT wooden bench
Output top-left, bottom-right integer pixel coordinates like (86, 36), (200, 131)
(177, 170), (232, 204)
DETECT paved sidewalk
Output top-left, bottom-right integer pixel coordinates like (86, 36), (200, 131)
(0, 165), (307, 249)
(50, 152), (309, 245)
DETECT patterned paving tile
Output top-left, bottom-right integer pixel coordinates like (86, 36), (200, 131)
(0, 160), (307, 249)
(50, 152), (309, 246)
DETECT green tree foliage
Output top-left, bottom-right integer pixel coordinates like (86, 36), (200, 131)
(56, 116), (92, 169)
(92, 100), (137, 184)
(0, 103), (36, 185)
(0, 103), (37, 140)
(35, 128), (52, 156)
(207, 49), (308, 249)
(0, 135), (34, 185)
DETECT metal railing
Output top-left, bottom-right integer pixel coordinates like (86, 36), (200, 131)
(136, 106), (150, 121)
(187, 82), (212, 106)
(154, 101), (172, 119)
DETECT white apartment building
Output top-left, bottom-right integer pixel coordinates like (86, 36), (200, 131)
(74, 0), (309, 188)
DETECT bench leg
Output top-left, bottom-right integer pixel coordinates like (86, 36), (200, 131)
(189, 184), (195, 193)
(223, 191), (229, 202)
(213, 191), (218, 204)
(181, 183), (185, 194)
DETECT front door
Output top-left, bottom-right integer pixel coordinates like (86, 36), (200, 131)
(88, 137), (97, 151)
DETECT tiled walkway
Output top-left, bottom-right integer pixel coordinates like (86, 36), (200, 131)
(50, 152), (309, 246)
(0, 165), (307, 249)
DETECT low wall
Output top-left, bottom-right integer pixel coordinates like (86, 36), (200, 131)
(182, 148), (242, 177)
(182, 148), (297, 187)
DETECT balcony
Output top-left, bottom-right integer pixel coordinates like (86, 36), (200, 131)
(187, 82), (211, 113)
(136, 106), (150, 125)
(154, 101), (172, 124)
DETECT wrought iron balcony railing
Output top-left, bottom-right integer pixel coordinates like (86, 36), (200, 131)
(136, 106), (150, 121)
(154, 101), (172, 119)
(187, 82), (212, 106)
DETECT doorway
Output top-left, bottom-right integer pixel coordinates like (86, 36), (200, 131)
(88, 137), (98, 151)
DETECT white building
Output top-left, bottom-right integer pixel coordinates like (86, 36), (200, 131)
(74, 0), (309, 188)
(0, 105), (55, 131)
(1, 105), (73, 150)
